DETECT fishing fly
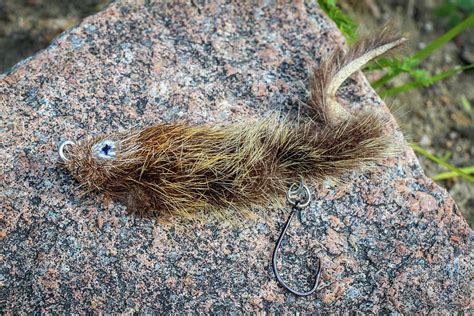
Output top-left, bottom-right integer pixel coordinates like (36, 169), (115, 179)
(58, 30), (406, 296)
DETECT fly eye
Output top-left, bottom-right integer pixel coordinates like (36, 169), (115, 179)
(101, 144), (112, 156)
(92, 139), (118, 160)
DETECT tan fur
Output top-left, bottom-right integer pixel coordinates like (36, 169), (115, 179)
(62, 31), (405, 220)
(308, 28), (406, 125)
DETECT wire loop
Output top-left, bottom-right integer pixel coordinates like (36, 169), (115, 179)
(286, 181), (311, 208)
(58, 140), (75, 162)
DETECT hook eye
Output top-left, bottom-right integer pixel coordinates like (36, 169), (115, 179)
(286, 181), (311, 208)
(59, 140), (75, 162)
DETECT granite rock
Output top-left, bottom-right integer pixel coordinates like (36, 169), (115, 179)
(1, 0), (472, 313)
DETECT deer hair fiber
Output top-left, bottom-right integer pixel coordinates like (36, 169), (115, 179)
(60, 30), (406, 220)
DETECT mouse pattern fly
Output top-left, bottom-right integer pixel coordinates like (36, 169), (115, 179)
(59, 30), (406, 220)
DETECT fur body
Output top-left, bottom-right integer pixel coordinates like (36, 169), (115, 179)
(62, 30), (405, 219)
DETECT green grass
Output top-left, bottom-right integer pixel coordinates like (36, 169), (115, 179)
(370, 13), (474, 92)
(432, 166), (474, 181)
(411, 145), (474, 182)
(435, 0), (474, 26)
(379, 64), (474, 97)
(318, 0), (357, 42)
(461, 95), (474, 121)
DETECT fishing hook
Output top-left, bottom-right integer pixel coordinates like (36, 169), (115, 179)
(272, 180), (322, 296)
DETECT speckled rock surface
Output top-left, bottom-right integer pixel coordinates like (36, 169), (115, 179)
(1, 0), (472, 313)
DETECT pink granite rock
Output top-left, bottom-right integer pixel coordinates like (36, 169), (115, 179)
(1, 0), (472, 313)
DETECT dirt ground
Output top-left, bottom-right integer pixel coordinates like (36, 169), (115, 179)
(0, 0), (110, 71)
(1, 0), (472, 227)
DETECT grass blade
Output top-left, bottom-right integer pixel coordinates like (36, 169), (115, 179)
(432, 166), (474, 181)
(412, 13), (474, 62)
(410, 144), (474, 182)
(379, 64), (474, 97)
(371, 13), (474, 89)
(461, 95), (473, 121)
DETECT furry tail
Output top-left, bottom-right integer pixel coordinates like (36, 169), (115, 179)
(307, 28), (406, 126)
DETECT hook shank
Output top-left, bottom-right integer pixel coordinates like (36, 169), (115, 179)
(272, 200), (322, 296)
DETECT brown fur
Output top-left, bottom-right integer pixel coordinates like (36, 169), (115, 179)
(62, 31), (406, 220)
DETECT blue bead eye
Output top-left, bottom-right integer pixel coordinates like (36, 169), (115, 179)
(101, 144), (112, 156)
(92, 139), (118, 160)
